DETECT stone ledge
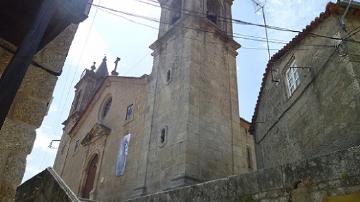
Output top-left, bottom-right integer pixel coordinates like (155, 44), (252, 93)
(16, 167), (80, 202)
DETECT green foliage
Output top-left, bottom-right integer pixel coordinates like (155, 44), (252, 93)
(240, 195), (255, 202)
(340, 172), (351, 183)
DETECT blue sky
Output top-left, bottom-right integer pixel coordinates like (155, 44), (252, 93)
(23, 0), (334, 182)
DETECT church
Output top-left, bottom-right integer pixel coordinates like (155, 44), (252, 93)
(53, 0), (256, 201)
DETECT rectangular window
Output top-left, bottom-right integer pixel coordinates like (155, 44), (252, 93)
(286, 58), (301, 97)
(74, 140), (80, 153)
(246, 146), (253, 170)
(125, 104), (134, 121)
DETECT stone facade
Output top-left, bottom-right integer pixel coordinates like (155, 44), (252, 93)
(0, 24), (78, 201)
(127, 146), (360, 202)
(54, 75), (149, 201)
(53, 0), (256, 201)
(252, 3), (360, 169)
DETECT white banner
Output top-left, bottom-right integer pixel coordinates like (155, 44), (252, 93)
(115, 133), (131, 176)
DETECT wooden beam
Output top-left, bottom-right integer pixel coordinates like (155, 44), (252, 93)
(0, 0), (59, 129)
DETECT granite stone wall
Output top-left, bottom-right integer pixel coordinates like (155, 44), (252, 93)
(15, 167), (79, 202)
(0, 24), (78, 201)
(254, 14), (360, 169)
(127, 146), (360, 202)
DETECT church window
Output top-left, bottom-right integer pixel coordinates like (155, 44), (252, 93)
(125, 104), (134, 121)
(169, 0), (182, 25)
(159, 126), (168, 146)
(285, 58), (300, 97)
(73, 90), (82, 111)
(246, 146), (253, 170)
(166, 69), (171, 83)
(207, 0), (221, 25)
(74, 140), (80, 153)
(61, 142), (67, 155)
(100, 97), (112, 120)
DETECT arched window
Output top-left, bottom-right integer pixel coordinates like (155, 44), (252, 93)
(207, 0), (221, 25)
(169, 0), (182, 25)
(100, 97), (112, 120)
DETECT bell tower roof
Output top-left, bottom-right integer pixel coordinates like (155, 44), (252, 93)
(95, 56), (109, 78)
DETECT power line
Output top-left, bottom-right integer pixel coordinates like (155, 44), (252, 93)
(98, 6), (288, 45)
(58, 0), (101, 121)
(90, 2), (360, 44)
(98, 7), (158, 30)
(343, 25), (360, 40)
(96, 5), (339, 50)
(133, 0), (360, 43)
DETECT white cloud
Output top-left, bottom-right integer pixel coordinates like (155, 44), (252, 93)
(66, 26), (107, 70)
(23, 127), (58, 182)
(48, 103), (58, 113)
(103, 0), (160, 18)
(33, 128), (57, 154)
(259, 0), (335, 51)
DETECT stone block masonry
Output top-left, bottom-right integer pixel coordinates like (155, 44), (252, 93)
(127, 146), (360, 202)
(16, 167), (80, 202)
(0, 24), (78, 201)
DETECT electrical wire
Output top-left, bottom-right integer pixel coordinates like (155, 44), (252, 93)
(98, 7), (158, 30)
(343, 25), (360, 40)
(58, 0), (101, 121)
(90, 2), (360, 44)
(133, 0), (360, 43)
(95, 5), (338, 49)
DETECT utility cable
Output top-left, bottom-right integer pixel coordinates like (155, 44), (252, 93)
(58, 0), (101, 122)
(131, 0), (360, 43)
(95, 5), (338, 49)
(98, 7), (158, 30)
(90, 3), (360, 44)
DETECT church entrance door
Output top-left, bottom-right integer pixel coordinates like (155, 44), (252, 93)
(81, 154), (98, 199)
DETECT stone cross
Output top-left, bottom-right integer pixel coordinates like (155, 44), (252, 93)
(111, 57), (120, 76)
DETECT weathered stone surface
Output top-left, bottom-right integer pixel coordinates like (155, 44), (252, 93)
(0, 23), (78, 202)
(16, 167), (79, 202)
(254, 11), (360, 169)
(53, 1), (256, 202)
(126, 147), (360, 202)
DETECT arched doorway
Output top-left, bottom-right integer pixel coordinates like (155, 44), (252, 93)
(81, 154), (98, 199)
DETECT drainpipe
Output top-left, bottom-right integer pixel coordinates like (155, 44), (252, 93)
(340, 0), (353, 31)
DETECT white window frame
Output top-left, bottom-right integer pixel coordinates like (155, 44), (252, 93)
(285, 58), (301, 97)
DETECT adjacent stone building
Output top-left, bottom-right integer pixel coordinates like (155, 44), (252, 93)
(53, 0), (256, 201)
(251, 2), (360, 169)
(0, 24), (79, 202)
(0, 0), (89, 201)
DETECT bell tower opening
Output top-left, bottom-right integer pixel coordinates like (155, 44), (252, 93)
(207, 0), (222, 25)
(169, 0), (182, 25)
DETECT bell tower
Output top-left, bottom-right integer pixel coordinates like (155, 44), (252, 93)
(158, 0), (233, 37)
(136, 0), (243, 195)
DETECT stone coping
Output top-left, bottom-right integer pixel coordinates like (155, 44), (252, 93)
(126, 146), (360, 201)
